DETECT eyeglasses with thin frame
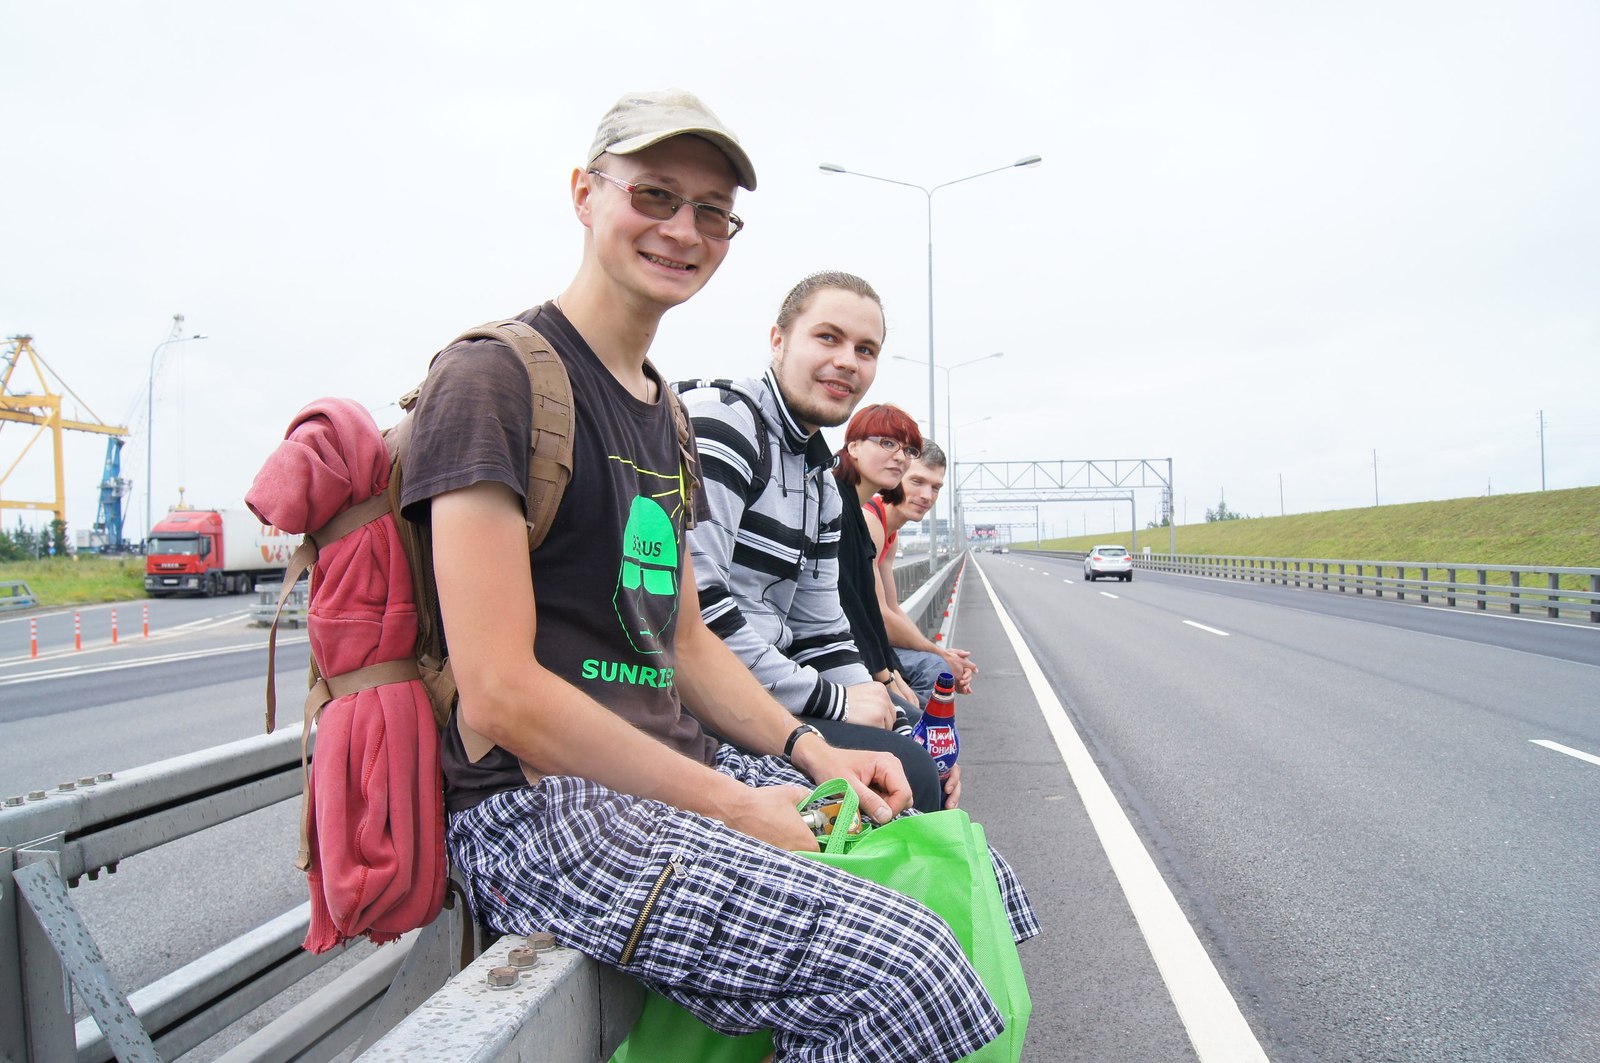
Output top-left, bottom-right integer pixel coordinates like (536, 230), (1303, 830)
(862, 436), (921, 461)
(587, 170), (745, 241)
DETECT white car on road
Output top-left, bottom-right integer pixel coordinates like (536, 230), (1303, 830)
(1084, 545), (1133, 582)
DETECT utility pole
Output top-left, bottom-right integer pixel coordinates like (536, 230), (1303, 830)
(1279, 473), (1285, 516)
(1539, 410), (1547, 490)
(1372, 449), (1379, 506)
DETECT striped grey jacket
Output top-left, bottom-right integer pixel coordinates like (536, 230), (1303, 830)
(682, 369), (871, 721)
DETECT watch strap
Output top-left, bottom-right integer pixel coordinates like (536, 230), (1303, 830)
(783, 723), (821, 761)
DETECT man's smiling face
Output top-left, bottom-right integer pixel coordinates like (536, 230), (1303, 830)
(580, 134), (737, 313)
(769, 287), (885, 433)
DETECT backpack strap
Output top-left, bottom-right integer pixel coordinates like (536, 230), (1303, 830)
(446, 320), (576, 551)
(661, 381), (702, 530)
(387, 319), (575, 732)
(672, 378), (770, 507)
(264, 493), (394, 733)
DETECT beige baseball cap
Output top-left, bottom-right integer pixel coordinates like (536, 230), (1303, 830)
(587, 89), (757, 191)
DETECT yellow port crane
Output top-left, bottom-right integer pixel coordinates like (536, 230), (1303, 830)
(1, 334), (129, 534)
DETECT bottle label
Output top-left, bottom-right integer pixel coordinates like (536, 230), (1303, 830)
(924, 725), (956, 760)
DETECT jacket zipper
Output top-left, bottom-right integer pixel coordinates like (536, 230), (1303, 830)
(619, 856), (680, 966)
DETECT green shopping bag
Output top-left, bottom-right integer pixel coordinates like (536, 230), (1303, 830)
(610, 780), (1030, 1063)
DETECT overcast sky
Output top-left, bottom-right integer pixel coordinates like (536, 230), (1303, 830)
(4, 1), (1596, 546)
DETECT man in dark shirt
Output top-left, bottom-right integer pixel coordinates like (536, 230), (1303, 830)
(399, 90), (1009, 1061)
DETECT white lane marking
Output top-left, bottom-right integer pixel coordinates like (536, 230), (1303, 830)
(1531, 740), (1600, 768)
(1062, 578), (1075, 585)
(975, 564), (1271, 1063)
(1183, 620), (1231, 637)
(1100, 591), (1120, 600)
(0, 638), (308, 687)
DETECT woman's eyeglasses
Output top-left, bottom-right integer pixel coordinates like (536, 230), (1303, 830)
(863, 436), (921, 461)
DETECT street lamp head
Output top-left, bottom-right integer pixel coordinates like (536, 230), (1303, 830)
(818, 163), (846, 174)
(1014, 155), (1043, 168)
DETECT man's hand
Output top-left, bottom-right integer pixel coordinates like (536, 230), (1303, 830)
(939, 648), (978, 694)
(941, 763), (962, 810)
(791, 736), (912, 825)
(844, 682), (896, 730)
(719, 783), (819, 852)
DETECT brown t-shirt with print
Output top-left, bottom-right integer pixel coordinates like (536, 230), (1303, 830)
(401, 303), (716, 813)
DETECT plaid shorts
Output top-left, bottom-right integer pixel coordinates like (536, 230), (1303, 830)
(447, 746), (1034, 1063)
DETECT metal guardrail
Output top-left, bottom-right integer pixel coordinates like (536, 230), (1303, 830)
(892, 557), (933, 603)
(251, 580), (308, 628)
(903, 553), (964, 636)
(1025, 549), (1600, 624)
(1, 580), (39, 611)
(0, 727), (475, 1062)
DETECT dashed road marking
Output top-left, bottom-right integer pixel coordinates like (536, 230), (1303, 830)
(1100, 591), (1120, 599)
(1531, 739), (1600, 768)
(1183, 620), (1230, 637)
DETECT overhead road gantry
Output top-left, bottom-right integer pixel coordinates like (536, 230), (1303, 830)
(954, 458), (1175, 553)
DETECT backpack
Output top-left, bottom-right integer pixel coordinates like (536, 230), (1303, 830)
(253, 317), (700, 952)
(265, 315), (701, 734)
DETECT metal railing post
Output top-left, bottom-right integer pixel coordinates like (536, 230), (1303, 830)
(1548, 572), (1561, 619)
(1447, 568), (1457, 608)
(1510, 570), (1521, 615)
(1478, 569), (1488, 610)
(1, 844), (28, 1063)
(1420, 567), (1429, 604)
(1592, 574), (1600, 624)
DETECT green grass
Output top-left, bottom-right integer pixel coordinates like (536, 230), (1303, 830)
(0, 555), (147, 607)
(1022, 484), (1600, 590)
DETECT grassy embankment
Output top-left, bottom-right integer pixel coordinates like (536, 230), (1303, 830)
(1023, 484), (1600, 591)
(0, 555), (146, 606)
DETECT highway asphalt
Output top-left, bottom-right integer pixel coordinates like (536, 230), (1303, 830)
(967, 553), (1599, 1062)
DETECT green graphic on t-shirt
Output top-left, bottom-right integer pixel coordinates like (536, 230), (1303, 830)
(614, 494), (679, 654)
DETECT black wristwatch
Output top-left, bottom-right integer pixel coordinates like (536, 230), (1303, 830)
(783, 723), (822, 761)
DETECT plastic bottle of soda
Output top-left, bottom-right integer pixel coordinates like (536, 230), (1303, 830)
(911, 671), (959, 779)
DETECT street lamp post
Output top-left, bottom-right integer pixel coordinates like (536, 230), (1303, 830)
(893, 351), (1004, 550)
(820, 155), (1041, 557)
(950, 415), (992, 544)
(145, 315), (207, 541)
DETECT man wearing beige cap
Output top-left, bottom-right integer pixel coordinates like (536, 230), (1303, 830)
(399, 91), (1011, 1060)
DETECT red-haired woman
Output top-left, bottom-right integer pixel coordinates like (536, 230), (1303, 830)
(834, 403), (961, 809)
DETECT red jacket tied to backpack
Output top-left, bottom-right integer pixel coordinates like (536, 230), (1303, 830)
(246, 397), (446, 952)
